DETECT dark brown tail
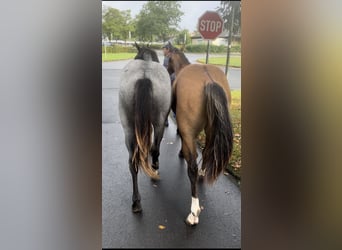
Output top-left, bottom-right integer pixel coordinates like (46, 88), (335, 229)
(202, 83), (234, 183)
(132, 78), (159, 179)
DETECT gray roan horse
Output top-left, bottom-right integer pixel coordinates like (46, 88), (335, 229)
(118, 43), (171, 213)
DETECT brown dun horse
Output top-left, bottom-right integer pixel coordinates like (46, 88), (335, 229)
(168, 48), (234, 226)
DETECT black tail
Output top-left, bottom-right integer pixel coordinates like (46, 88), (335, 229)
(132, 78), (159, 179)
(202, 83), (234, 183)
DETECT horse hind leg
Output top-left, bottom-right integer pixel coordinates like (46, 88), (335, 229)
(182, 135), (202, 226)
(185, 155), (202, 226)
(150, 122), (165, 176)
(129, 159), (142, 213)
(126, 132), (142, 213)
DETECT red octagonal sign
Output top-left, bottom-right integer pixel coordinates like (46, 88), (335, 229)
(198, 11), (224, 40)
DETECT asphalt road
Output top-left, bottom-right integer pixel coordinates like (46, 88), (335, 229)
(102, 54), (241, 248)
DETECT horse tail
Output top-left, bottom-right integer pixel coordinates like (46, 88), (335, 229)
(132, 78), (159, 180)
(202, 82), (234, 183)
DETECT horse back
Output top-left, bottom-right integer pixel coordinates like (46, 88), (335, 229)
(119, 60), (171, 126)
(175, 64), (231, 107)
(173, 64), (231, 136)
(120, 60), (171, 100)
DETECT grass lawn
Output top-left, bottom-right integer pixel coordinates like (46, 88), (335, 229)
(197, 89), (241, 183)
(102, 53), (136, 62)
(197, 56), (241, 68)
(102, 53), (241, 68)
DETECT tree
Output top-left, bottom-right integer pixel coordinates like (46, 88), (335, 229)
(102, 7), (134, 42)
(135, 1), (184, 42)
(120, 10), (134, 42)
(217, 1), (241, 36)
(175, 29), (191, 45)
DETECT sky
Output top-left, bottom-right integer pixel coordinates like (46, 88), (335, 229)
(102, 1), (222, 32)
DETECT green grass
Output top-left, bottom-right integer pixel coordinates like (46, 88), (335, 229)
(102, 53), (136, 62)
(102, 53), (241, 68)
(197, 56), (241, 68)
(197, 89), (241, 183)
(228, 90), (242, 182)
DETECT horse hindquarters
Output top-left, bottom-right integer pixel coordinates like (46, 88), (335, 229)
(185, 82), (233, 224)
(202, 82), (234, 183)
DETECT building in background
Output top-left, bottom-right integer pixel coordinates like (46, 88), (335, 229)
(190, 31), (240, 46)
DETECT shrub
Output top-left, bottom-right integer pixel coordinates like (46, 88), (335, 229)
(102, 44), (136, 54)
(185, 44), (240, 53)
(231, 43), (241, 53)
(184, 44), (208, 53)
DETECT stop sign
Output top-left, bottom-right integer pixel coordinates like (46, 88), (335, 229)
(198, 11), (224, 40)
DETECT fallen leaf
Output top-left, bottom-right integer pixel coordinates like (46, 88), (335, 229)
(158, 225), (166, 230)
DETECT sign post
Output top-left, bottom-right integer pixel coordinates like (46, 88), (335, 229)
(205, 40), (210, 64)
(198, 11), (224, 64)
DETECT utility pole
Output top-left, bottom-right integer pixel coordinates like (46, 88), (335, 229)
(225, 3), (235, 76)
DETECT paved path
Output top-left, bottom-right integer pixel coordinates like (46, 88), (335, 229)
(102, 55), (241, 248)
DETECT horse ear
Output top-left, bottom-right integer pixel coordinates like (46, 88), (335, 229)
(134, 42), (140, 51)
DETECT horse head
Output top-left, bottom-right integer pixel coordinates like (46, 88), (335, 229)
(167, 47), (190, 76)
(134, 42), (159, 63)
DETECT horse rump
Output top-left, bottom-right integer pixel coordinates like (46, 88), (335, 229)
(202, 82), (234, 183)
(132, 78), (159, 179)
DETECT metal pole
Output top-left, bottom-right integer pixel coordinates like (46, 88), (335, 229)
(205, 40), (210, 64)
(225, 3), (235, 76)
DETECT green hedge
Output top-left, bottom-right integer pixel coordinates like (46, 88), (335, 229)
(185, 44), (240, 53)
(231, 43), (241, 53)
(102, 45), (137, 54)
(102, 43), (241, 54)
(102, 44), (165, 53)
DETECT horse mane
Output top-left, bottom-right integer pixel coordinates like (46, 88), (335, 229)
(172, 47), (190, 65)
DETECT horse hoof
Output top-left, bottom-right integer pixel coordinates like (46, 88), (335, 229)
(132, 202), (142, 213)
(185, 212), (199, 226)
(184, 218), (198, 227)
